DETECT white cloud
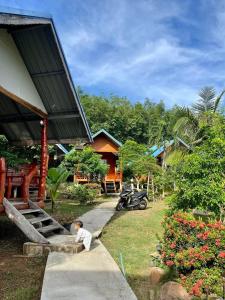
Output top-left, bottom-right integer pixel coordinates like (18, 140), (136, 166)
(56, 0), (217, 105)
(2, 0), (225, 106)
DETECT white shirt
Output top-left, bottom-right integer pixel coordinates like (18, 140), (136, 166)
(75, 228), (92, 251)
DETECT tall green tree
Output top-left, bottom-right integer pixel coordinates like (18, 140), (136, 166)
(171, 115), (225, 217)
(79, 89), (176, 145)
(192, 86), (225, 114)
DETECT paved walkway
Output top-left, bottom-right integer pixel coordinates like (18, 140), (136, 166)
(41, 198), (137, 300)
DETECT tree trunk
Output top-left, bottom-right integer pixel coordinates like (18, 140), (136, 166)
(147, 172), (150, 195)
(151, 176), (155, 202)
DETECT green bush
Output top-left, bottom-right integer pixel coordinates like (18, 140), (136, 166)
(85, 182), (101, 194)
(171, 138), (225, 216)
(66, 184), (97, 204)
(161, 211), (225, 297)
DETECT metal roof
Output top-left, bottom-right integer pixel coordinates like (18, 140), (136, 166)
(151, 137), (190, 158)
(0, 10), (92, 145)
(56, 144), (69, 154)
(92, 129), (122, 147)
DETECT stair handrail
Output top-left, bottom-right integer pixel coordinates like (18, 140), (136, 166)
(0, 157), (6, 204)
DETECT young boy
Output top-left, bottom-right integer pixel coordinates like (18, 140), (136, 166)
(74, 220), (92, 251)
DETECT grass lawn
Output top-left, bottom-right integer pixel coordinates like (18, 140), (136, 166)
(101, 200), (167, 300)
(0, 197), (106, 300)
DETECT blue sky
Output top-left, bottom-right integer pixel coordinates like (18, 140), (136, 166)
(1, 0), (225, 107)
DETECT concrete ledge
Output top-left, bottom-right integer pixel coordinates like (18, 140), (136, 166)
(23, 241), (83, 256)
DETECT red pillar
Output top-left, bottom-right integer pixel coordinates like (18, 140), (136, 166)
(38, 119), (48, 207)
(0, 157), (6, 204)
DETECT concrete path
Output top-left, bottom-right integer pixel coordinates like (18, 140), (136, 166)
(41, 198), (137, 300)
(71, 199), (119, 236)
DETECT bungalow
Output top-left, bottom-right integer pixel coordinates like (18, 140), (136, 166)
(0, 9), (92, 243)
(73, 129), (123, 193)
(150, 137), (190, 165)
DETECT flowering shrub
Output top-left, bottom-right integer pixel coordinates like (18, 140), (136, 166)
(161, 211), (225, 297)
(180, 268), (223, 297)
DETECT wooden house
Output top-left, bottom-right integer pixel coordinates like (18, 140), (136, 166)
(150, 137), (190, 165)
(0, 10), (92, 243)
(74, 129), (123, 193)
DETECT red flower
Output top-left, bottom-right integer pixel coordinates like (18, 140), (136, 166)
(197, 233), (202, 239)
(170, 242), (176, 249)
(199, 223), (205, 229)
(215, 239), (221, 246)
(201, 245), (209, 252)
(191, 279), (204, 296)
(218, 252), (225, 258)
(166, 260), (174, 267)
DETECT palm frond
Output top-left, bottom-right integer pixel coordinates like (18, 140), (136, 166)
(214, 89), (225, 112)
(165, 150), (186, 166)
(173, 116), (191, 134)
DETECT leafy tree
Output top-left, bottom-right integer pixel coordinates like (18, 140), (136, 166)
(63, 146), (108, 181)
(171, 136), (225, 216)
(79, 89), (177, 144)
(119, 140), (160, 193)
(47, 167), (70, 212)
(0, 135), (56, 168)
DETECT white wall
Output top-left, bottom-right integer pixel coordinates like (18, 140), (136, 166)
(0, 29), (47, 115)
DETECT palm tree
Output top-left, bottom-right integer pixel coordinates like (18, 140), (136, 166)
(173, 87), (225, 147)
(47, 167), (70, 212)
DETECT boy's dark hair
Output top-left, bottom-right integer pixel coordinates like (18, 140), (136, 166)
(74, 220), (83, 228)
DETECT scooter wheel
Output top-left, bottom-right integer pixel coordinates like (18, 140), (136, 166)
(116, 203), (123, 211)
(139, 199), (147, 210)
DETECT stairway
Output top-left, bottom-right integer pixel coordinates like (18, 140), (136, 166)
(3, 198), (70, 244)
(104, 181), (116, 193)
(29, 187), (39, 201)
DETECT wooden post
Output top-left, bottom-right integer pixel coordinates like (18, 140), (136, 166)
(119, 157), (123, 192)
(38, 119), (48, 206)
(0, 157), (6, 203)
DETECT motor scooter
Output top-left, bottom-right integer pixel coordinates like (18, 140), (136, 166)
(116, 187), (148, 211)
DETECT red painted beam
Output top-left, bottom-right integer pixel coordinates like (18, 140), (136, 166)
(38, 119), (48, 206)
(0, 158), (6, 203)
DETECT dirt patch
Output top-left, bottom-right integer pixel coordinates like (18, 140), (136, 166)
(0, 217), (47, 300)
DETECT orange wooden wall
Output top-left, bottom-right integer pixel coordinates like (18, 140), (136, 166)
(91, 135), (119, 153)
(91, 134), (119, 178)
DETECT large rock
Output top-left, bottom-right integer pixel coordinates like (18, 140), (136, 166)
(159, 281), (191, 300)
(149, 267), (166, 286)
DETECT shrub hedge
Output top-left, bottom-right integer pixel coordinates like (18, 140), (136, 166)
(161, 211), (225, 297)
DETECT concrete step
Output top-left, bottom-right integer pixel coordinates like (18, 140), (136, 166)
(20, 208), (41, 215)
(28, 216), (52, 224)
(37, 224), (62, 234)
